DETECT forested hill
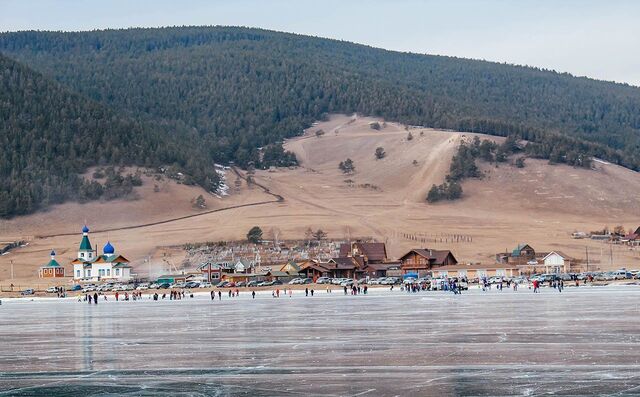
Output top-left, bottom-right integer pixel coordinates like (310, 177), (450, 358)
(2, 26), (640, 218)
(0, 53), (220, 218)
(2, 26), (640, 172)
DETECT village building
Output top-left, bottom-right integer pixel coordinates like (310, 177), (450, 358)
(38, 250), (66, 278)
(431, 263), (518, 279)
(497, 244), (580, 274)
(71, 226), (133, 282)
(298, 260), (332, 279)
(156, 274), (193, 284)
(541, 251), (573, 273)
(295, 242), (398, 280)
(335, 241), (399, 279)
(495, 244), (537, 266)
(198, 262), (223, 282)
(279, 261), (301, 274)
(399, 249), (458, 277)
(621, 227), (640, 246)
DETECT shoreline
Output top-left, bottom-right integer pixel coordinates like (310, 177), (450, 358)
(2, 281), (639, 302)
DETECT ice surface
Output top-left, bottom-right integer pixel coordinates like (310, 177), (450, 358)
(1, 286), (639, 396)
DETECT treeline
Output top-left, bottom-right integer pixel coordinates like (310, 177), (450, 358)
(2, 26), (640, 173)
(427, 137), (519, 203)
(0, 54), (219, 218)
(3, 26), (640, 216)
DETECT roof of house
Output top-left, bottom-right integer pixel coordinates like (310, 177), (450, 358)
(339, 242), (387, 262)
(94, 254), (130, 264)
(41, 259), (62, 268)
(400, 249), (457, 265)
(512, 244), (534, 257)
(542, 251), (572, 261)
(197, 262), (223, 271)
(299, 261), (332, 272)
(280, 261), (301, 273)
(330, 257), (359, 270)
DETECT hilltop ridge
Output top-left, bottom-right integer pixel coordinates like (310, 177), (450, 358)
(2, 26), (640, 217)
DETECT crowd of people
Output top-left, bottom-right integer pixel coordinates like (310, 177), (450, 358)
(72, 275), (588, 304)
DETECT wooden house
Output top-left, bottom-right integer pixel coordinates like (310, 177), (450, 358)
(39, 250), (66, 278)
(399, 249), (458, 277)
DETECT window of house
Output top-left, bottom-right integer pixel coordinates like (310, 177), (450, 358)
(81, 253), (84, 258)
(116, 269), (120, 276)
(107, 269), (110, 276)
(77, 270), (81, 277)
(87, 270), (91, 277)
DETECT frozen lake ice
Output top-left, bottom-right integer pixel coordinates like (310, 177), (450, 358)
(1, 286), (640, 396)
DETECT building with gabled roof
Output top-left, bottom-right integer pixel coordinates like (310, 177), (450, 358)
(339, 242), (388, 263)
(71, 225), (133, 282)
(399, 248), (458, 277)
(279, 261), (301, 274)
(496, 243), (537, 265)
(39, 250), (66, 278)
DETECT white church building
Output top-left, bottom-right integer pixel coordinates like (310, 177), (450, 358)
(72, 225), (133, 282)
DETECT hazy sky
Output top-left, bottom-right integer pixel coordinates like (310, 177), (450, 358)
(1, 0), (639, 86)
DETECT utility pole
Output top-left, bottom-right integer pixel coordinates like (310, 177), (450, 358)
(585, 246), (589, 272)
(610, 243), (613, 267)
(10, 260), (14, 280)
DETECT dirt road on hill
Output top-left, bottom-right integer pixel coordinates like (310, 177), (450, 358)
(36, 166), (284, 239)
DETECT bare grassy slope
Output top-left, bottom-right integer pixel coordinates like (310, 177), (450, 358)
(2, 114), (640, 283)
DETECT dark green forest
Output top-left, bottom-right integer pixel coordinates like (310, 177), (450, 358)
(2, 26), (640, 217)
(0, 53), (220, 217)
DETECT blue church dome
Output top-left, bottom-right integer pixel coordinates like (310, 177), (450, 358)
(82, 225), (90, 233)
(50, 250), (56, 256)
(103, 241), (115, 254)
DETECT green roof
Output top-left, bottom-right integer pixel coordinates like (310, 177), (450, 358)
(43, 259), (61, 267)
(79, 235), (92, 251)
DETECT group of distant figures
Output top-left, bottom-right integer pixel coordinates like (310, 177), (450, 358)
(75, 275), (585, 305)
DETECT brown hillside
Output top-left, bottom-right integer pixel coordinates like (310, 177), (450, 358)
(2, 114), (640, 283)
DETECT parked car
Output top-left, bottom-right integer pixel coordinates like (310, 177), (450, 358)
(235, 281), (246, 287)
(68, 285), (82, 291)
(430, 278), (448, 290)
(272, 279), (284, 285)
(288, 278), (302, 285)
(593, 272), (607, 281)
(216, 281), (231, 288)
(45, 286), (57, 293)
(315, 277), (332, 284)
(21, 289), (35, 296)
(331, 278), (345, 285)
(156, 283), (170, 289)
(82, 285), (97, 292)
(136, 283), (150, 290)
(184, 281), (200, 288)
(381, 277), (400, 285)
(340, 278), (355, 287)
(300, 278), (313, 284)
(611, 270), (633, 280)
(246, 280), (260, 287)
(403, 277), (417, 285)
(199, 282), (212, 288)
